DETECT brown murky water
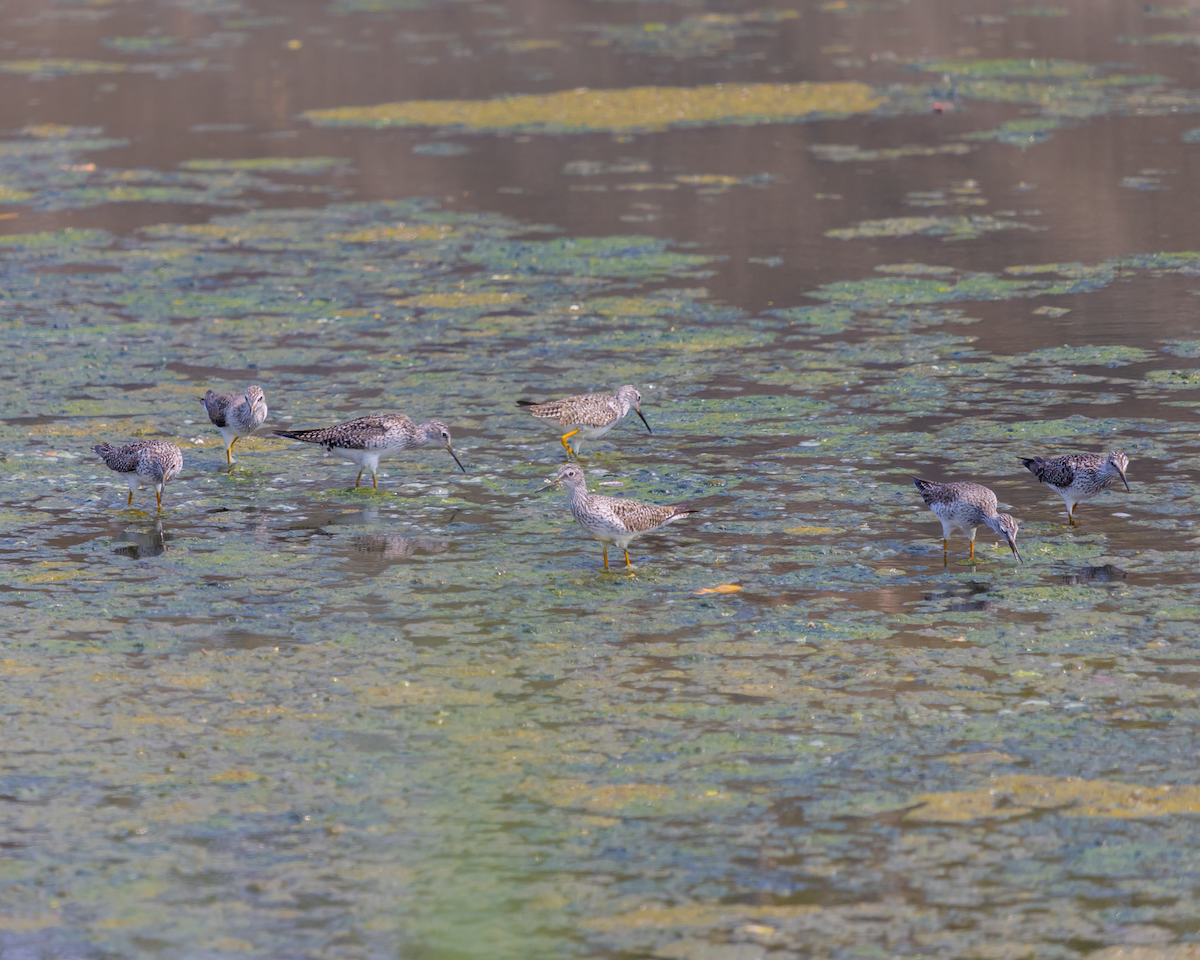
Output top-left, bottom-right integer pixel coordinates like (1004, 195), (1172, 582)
(1, 0), (1200, 957)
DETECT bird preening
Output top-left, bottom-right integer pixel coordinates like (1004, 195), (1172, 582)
(201, 384), (268, 468)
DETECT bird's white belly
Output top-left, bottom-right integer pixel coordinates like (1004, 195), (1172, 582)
(933, 504), (977, 538)
(576, 422), (618, 440)
(574, 517), (627, 543)
(329, 446), (384, 472)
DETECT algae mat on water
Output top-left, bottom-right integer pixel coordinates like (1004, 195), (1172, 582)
(302, 81), (884, 133)
(3, 200), (1200, 956)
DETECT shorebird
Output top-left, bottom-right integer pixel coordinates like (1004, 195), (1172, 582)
(1021, 451), (1129, 524)
(200, 384), (268, 467)
(94, 440), (184, 510)
(538, 462), (695, 569)
(273, 414), (465, 488)
(913, 477), (1021, 563)
(517, 384), (650, 456)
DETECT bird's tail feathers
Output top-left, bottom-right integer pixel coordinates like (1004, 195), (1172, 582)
(273, 428), (328, 444)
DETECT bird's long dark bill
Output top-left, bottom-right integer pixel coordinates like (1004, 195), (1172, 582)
(636, 409), (652, 434)
(447, 445), (466, 473)
(1120, 473), (1130, 492)
(1007, 537), (1022, 563)
(534, 480), (560, 493)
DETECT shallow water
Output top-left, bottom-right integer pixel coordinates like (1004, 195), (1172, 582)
(1, 0), (1200, 957)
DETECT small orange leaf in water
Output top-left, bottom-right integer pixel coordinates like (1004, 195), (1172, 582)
(695, 584), (742, 595)
(948, 636), (967, 642)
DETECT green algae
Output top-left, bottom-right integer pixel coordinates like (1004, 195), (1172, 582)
(0, 59), (127, 76)
(1024, 345), (1153, 366)
(579, 10), (798, 59)
(959, 116), (1069, 145)
(102, 36), (180, 53)
(179, 157), (351, 174)
(826, 214), (1040, 242)
(818, 0), (898, 14)
(880, 58), (1185, 151)
(302, 82), (885, 133)
(809, 141), (973, 162)
(0, 135), (349, 212)
(806, 272), (1043, 308)
(2, 197), (1200, 958)
(920, 58), (1098, 79)
(1119, 31), (1200, 44)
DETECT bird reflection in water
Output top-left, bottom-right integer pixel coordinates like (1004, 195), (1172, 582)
(923, 581), (997, 613)
(352, 535), (450, 560)
(1062, 564), (1127, 586)
(114, 521), (168, 559)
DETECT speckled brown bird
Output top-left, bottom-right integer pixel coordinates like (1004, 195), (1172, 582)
(517, 384), (650, 455)
(913, 477), (1021, 563)
(538, 462), (694, 570)
(274, 414), (464, 488)
(1021, 451), (1129, 524)
(200, 384), (268, 467)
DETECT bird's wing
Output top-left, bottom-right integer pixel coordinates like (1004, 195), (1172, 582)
(521, 394), (617, 427)
(1030, 457), (1076, 488)
(202, 390), (231, 428)
(603, 497), (679, 533)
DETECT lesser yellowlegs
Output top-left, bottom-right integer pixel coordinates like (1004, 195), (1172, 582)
(94, 440), (184, 510)
(1020, 451), (1129, 525)
(538, 462), (695, 569)
(274, 414), (465, 488)
(913, 477), (1021, 562)
(517, 384), (650, 456)
(200, 384), (268, 467)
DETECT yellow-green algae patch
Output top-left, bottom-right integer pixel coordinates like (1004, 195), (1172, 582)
(826, 214), (1039, 242)
(302, 82), (884, 133)
(179, 157), (349, 174)
(0, 59), (127, 75)
(907, 775), (1200, 822)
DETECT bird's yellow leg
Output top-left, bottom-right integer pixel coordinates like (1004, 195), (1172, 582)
(372, 473), (378, 490)
(602, 545), (609, 570)
(227, 437), (238, 466)
(127, 489), (134, 506)
(1068, 506), (1076, 527)
(942, 539), (948, 554)
(355, 470), (363, 488)
(156, 488), (162, 509)
(969, 540), (976, 560)
(624, 549), (632, 569)
(560, 429), (580, 454)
